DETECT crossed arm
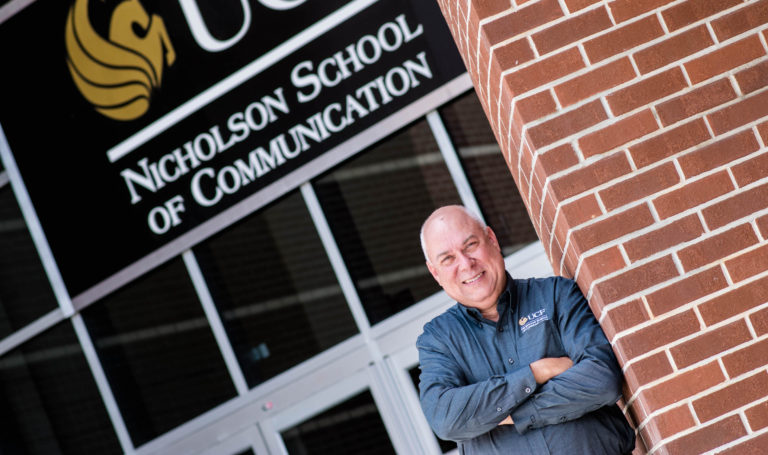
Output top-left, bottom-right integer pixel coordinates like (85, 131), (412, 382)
(498, 356), (573, 425)
(416, 279), (623, 441)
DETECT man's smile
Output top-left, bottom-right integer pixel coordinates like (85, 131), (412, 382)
(463, 272), (484, 284)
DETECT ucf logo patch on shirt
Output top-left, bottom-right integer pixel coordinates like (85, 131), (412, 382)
(519, 309), (548, 333)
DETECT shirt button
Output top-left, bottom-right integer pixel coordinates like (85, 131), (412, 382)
(498, 326), (504, 332)
(560, 416), (566, 422)
(508, 358), (514, 364)
(497, 407), (502, 412)
(524, 387), (532, 394)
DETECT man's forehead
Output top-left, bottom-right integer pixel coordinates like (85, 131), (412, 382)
(433, 233), (478, 258)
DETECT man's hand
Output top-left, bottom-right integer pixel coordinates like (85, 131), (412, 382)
(530, 357), (573, 384)
(498, 415), (514, 425)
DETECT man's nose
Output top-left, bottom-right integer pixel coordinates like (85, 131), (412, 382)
(457, 252), (475, 269)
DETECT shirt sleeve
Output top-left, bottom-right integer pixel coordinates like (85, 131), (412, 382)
(416, 325), (538, 442)
(510, 277), (623, 434)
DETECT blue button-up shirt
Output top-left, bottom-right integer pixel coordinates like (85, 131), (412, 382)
(416, 275), (635, 454)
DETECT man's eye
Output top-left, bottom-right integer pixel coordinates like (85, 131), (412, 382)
(441, 256), (454, 265)
(466, 241), (478, 251)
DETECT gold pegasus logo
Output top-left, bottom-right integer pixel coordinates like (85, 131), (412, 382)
(65, 0), (176, 121)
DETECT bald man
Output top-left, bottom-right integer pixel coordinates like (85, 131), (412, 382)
(416, 205), (635, 454)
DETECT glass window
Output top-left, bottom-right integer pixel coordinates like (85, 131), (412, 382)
(313, 119), (462, 325)
(439, 91), (539, 255)
(81, 258), (237, 447)
(281, 390), (396, 455)
(408, 366), (457, 453)
(193, 191), (358, 389)
(0, 321), (122, 454)
(0, 187), (58, 339)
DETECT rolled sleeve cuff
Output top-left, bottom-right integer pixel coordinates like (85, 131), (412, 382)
(494, 367), (538, 421)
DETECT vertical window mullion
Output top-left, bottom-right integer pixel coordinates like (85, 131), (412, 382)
(300, 182), (372, 336)
(426, 110), (486, 224)
(0, 126), (74, 317)
(182, 250), (250, 396)
(70, 314), (136, 454)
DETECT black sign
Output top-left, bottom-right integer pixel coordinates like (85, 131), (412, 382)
(0, 0), (465, 300)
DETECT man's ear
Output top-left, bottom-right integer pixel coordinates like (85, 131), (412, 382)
(486, 226), (501, 252)
(426, 260), (440, 283)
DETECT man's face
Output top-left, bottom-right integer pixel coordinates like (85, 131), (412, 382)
(423, 207), (507, 315)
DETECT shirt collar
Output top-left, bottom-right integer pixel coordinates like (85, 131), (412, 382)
(460, 272), (514, 323)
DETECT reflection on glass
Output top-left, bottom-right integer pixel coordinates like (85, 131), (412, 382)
(313, 119), (462, 325)
(194, 191), (358, 389)
(282, 390), (395, 455)
(0, 188), (58, 339)
(82, 258), (236, 447)
(409, 366), (457, 453)
(439, 91), (539, 255)
(0, 321), (122, 454)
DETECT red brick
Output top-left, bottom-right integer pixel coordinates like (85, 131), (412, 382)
(751, 306), (768, 336)
(625, 353), (672, 396)
(579, 110), (659, 158)
(656, 78), (737, 126)
(583, 15), (665, 63)
(726, 243), (768, 283)
(720, 433), (768, 455)
(532, 6), (612, 55)
(609, 0), (676, 23)
(661, 415), (747, 455)
(571, 204), (656, 253)
(684, 35), (766, 85)
(553, 194), (602, 248)
(474, 0), (512, 19)
(639, 360), (725, 413)
(708, 90), (768, 136)
(528, 99), (608, 148)
(606, 67), (688, 117)
(537, 143), (580, 175)
(599, 161), (679, 211)
(678, 130), (760, 178)
(702, 183), (768, 231)
(516, 90), (557, 123)
(699, 275), (768, 326)
(694, 372), (768, 422)
(735, 60), (768, 95)
(723, 337), (768, 378)
(492, 39), (536, 78)
(758, 214), (768, 240)
(617, 311), (700, 366)
(482, 0), (564, 46)
(624, 214), (705, 263)
(652, 170), (735, 219)
(634, 25), (714, 74)
(745, 401), (768, 431)
(712, 0), (768, 42)
(646, 266), (728, 316)
(579, 246), (627, 283)
(640, 405), (696, 444)
(629, 119), (711, 168)
(678, 224), (759, 272)
(671, 319), (752, 369)
(505, 47), (585, 96)
(555, 57), (636, 108)
(593, 255), (679, 308)
(601, 298), (650, 342)
(662, 0), (742, 32)
(563, 0), (600, 12)
(758, 122), (768, 148)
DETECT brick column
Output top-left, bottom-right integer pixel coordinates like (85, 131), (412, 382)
(435, 0), (768, 453)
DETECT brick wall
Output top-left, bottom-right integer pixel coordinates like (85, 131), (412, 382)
(434, 0), (768, 453)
